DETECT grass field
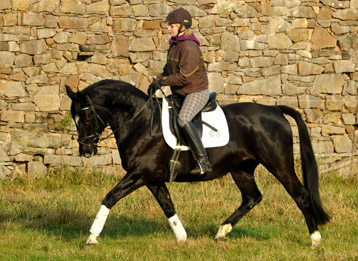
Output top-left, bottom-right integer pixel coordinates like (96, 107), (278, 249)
(0, 166), (357, 260)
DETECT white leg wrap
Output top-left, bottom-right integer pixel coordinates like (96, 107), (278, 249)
(168, 214), (187, 242)
(89, 205), (110, 237)
(215, 224), (232, 240)
(310, 231), (321, 248)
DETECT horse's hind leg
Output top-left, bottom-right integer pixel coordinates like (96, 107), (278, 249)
(147, 183), (187, 242)
(269, 167), (320, 247)
(215, 161), (262, 241)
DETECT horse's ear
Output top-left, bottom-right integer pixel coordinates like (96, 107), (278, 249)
(66, 85), (77, 100)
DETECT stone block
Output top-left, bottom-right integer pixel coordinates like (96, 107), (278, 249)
(10, 129), (71, 149)
(325, 95), (345, 111)
(0, 80), (26, 97)
(87, 0), (110, 15)
(1, 110), (24, 122)
(0, 100), (7, 110)
(0, 51), (15, 66)
(60, 0), (85, 14)
(28, 161), (48, 177)
(322, 126), (346, 136)
(15, 54), (32, 67)
(268, 33), (292, 49)
(298, 95), (324, 109)
(20, 40), (48, 55)
(250, 57), (274, 68)
(12, 0), (29, 10)
(298, 61), (324, 76)
(3, 13), (17, 26)
(82, 154), (112, 166)
(311, 74), (346, 94)
(15, 153), (33, 162)
(38, 29), (56, 39)
(33, 85), (60, 112)
(129, 37), (156, 52)
(133, 5), (149, 17)
(305, 109), (324, 123)
(282, 64), (297, 75)
(113, 18), (137, 31)
(208, 72), (224, 93)
(26, 73), (48, 85)
(287, 29), (310, 42)
(311, 27), (337, 50)
(45, 15), (58, 28)
(59, 17), (89, 29)
(332, 135), (353, 153)
(333, 60), (355, 73)
(12, 103), (36, 111)
(59, 63), (78, 75)
(221, 32), (240, 52)
(0, 144), (10, 162)
(239, 75), (281, 95)
(342, 113), (356, 125)
(111, 4), (132, 16)
(0, 0), (11, 9)
(147, 3), (171, 17)
(22, 13), (45, 26)
(87, 34), (111, 45)
(333, 9), (358, 20)
(32, 0), (59, 12)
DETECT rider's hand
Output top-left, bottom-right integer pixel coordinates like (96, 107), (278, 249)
(147, 79), (162, 95)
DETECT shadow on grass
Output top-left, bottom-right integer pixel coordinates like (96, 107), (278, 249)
(185, 222), (271, 241)
(1, 199), (273, 244)
(0, 198), (167, 242)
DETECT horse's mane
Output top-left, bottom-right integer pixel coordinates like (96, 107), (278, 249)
(81, 79), (148, 100)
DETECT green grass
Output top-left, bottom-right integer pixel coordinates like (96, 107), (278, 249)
(0, 167), (357, 260)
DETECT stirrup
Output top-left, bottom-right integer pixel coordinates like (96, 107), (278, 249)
(190, 159), (212, 175)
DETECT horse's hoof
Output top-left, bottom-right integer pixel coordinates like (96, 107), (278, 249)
(310, 231), (321, 249)
(86, 234), (99, 245)
(215, 224), (232, 242)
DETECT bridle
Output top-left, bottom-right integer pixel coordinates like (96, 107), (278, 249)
(77, 94), (154, 146)
(77, 96), (106, 146)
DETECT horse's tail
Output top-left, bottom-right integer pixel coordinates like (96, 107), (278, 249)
(278, 105), (330, 225)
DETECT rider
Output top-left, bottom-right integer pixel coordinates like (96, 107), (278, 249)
(148, 7), (212, 175)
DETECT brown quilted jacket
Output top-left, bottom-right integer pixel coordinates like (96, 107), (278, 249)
(159, 34), (208, 96)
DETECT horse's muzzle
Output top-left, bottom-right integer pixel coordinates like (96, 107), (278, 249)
(79, 144), (98, 158)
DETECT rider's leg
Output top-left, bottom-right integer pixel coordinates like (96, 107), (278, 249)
(178, 90), (212, 175)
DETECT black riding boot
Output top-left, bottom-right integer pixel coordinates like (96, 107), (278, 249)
(182, 122), (212, 175)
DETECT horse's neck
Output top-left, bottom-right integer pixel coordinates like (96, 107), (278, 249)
(107, 89), (149, 131)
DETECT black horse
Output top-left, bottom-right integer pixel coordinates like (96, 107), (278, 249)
(65, 79), (329, 247)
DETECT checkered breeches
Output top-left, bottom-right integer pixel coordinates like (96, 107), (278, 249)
(178, 89), (210, 127)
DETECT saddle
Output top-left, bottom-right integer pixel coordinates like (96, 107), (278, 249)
(168, 93), (218, 146)
(162, 93), (229, 151)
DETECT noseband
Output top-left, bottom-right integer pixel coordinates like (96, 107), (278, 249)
(77, 96), (106, 146)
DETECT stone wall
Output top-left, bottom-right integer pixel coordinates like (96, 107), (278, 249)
(0, 0), (357, 178)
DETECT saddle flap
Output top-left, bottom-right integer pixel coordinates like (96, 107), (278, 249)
(162, 95), (230, 151)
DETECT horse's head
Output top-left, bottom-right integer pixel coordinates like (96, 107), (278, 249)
(66, 85), (105, 158)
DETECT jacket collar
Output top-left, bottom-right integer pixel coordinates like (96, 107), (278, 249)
(169, 33), (200, 47)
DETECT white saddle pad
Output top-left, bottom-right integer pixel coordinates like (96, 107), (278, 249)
(161, 98), (230, 151)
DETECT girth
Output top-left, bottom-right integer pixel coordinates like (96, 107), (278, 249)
(168, 92), (217, 145)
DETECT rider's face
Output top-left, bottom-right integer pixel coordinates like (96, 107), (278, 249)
(168, 23), (182, 37)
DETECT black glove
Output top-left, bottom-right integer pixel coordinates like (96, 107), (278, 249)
(147, 79), (162, 95)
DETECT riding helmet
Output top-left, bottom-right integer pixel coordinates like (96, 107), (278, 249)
(165, 8), (192, 28)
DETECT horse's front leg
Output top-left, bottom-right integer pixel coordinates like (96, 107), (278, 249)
(86, 173), (146, 245)
(147, 183), (187, 242)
